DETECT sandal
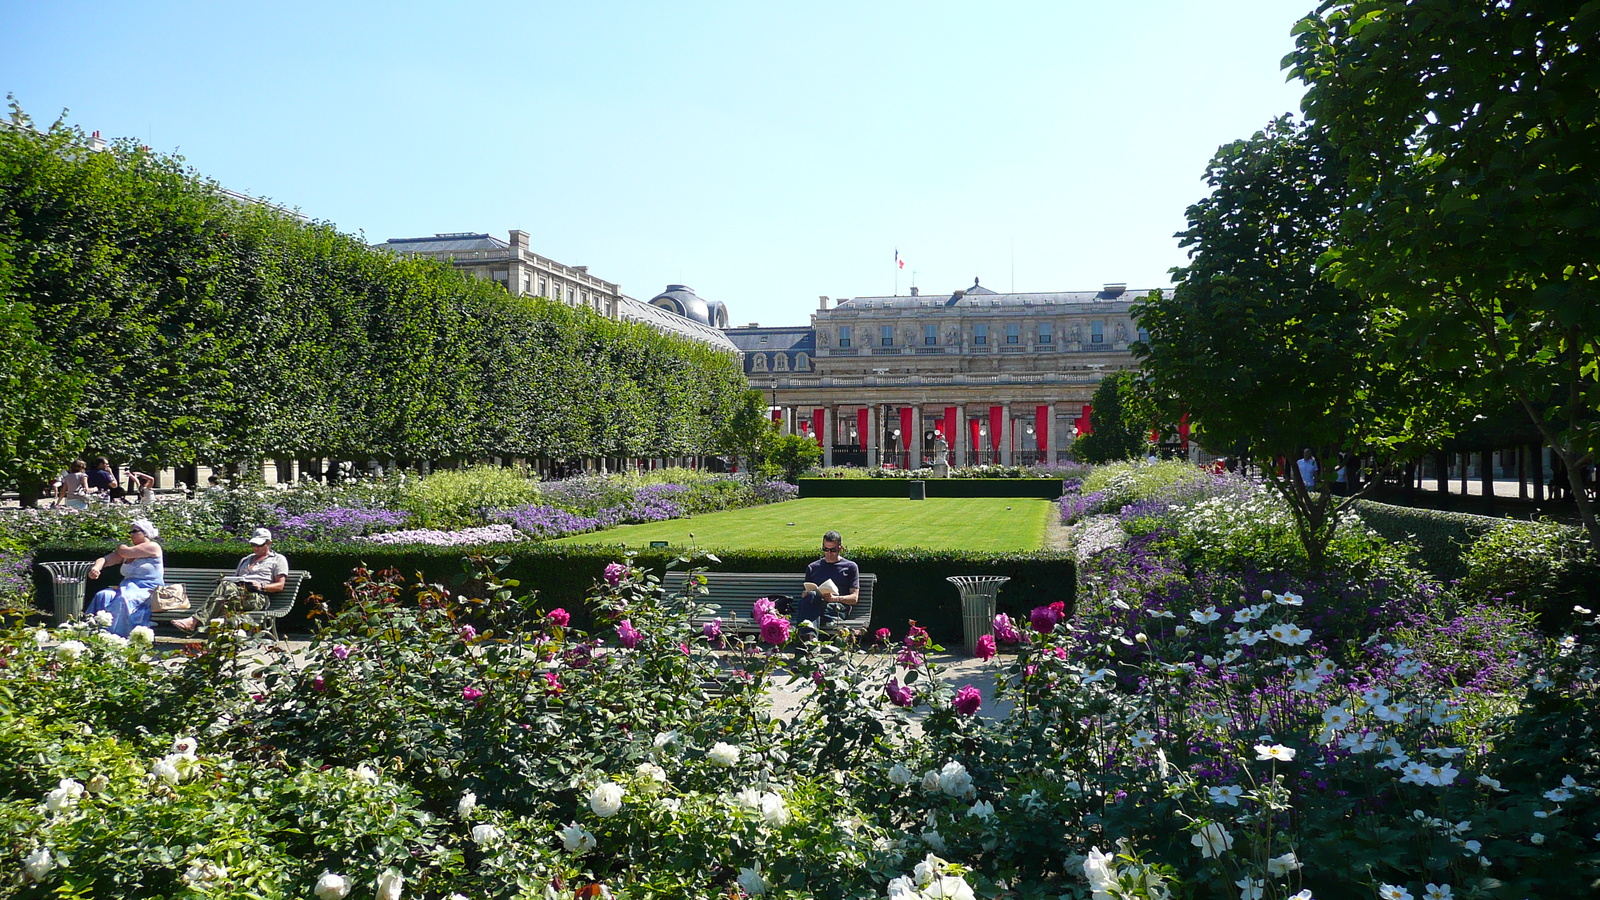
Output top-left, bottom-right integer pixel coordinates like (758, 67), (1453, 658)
(172, 616), (199, 633)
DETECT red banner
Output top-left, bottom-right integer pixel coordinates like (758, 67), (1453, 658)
(1178, 413), (1190, 449)
(1036, 405), (1049, 452)
(989, 406), (1002, 452)
(857, 409), (869, 448)
(1080, 404), (1093, 435)
(899, 407), (913, 451)
(969, 416), (982, 455)
(812, 409), (824, 442)
(943, 407), (957, 445)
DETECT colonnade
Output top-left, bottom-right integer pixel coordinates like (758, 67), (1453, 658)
(770, 401), (1074, 468)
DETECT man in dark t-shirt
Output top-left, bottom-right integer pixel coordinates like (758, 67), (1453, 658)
(795, 530), (860, 629)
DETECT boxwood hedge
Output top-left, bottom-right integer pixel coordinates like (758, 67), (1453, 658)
(31, 542), (1072, 644)
(797, 478), (1064, 499)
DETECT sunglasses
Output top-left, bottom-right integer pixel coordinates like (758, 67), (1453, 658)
(822, 546), (842, 553)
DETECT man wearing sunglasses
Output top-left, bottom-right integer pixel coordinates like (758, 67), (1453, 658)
(795, 531), (860, 634)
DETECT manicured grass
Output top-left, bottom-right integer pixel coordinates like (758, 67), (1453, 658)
(550, 497), (1052, 552)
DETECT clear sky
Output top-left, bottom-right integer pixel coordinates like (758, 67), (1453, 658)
(3, 1), (1311, 327)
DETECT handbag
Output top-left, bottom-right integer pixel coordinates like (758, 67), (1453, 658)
(151, 583), (190, 612)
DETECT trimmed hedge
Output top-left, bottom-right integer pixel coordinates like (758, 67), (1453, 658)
(32, 542), (1072, 645)
(797, 479), (1064, 499)
(1351, 500), (1500, 581)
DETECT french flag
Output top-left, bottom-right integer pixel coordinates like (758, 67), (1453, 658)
(895, 249), (905, 269)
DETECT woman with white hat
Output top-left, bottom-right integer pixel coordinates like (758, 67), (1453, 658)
(85, 518), (165, 636)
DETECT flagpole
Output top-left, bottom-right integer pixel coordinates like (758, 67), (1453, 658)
(894, 248), (899, 296)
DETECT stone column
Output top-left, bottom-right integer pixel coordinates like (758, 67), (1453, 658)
(999, 402), (1012, 465)
(822, 408), (834, 467)
(910, 406), (924, 468)
(865, 405), (878, 468)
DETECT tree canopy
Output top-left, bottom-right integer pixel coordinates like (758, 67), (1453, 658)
(0, 107), (748, 488)
(1288, 0), (1600, 541)
(1072, 371), (1149, 465)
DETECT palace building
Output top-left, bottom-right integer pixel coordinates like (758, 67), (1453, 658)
(724, 279), (1153, 467)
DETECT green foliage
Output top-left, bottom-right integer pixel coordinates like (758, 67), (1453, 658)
(0, 108), (748, 489)
(796, 478), (1062, 498)
(1079, 460), (1208, 501)
(1461, 518), (1597, 621)
(765, 433), (822, 483)
(401, 466), (544, 529)
(1352, 501), (1500, 582)
(1073, 371), (1149, 464)
(1288, 1), (1600, 543)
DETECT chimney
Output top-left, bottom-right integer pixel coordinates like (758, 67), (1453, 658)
(909, 286), (919, 297)
(818, 295), (830, 310)
(509, 230), (530, 251)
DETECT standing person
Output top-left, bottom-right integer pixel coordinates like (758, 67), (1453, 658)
(127, 470), (156, 504)
(794, 530), (859, 632)
(54, 460), (91, 510)
(84, 518), (164, 637)
(173, 528), (288, 634)
(1296, 449), (1319, 489)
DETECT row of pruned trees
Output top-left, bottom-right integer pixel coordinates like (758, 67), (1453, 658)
(0, 105), (748, 493)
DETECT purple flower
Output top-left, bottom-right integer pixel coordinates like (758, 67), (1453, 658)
(759, 616), (791, 645)
(752, 598), (777, 621)
(884, 677), (914, 707)
(975, 634), (996, 661)
(896, 648), (924, 668)
(311, 675), (326, 692)
(953, 684), (982, 716)
(874, 627), (891, 644)
(331, 644), (350, 661)
(993, 613), (1022, 643)
(616, 620), (642, 649)
(702, 618), (723, 641)
(546, 608), (571, 628)
(458, 625), (478, 641)
(462, 686), (485, 702)
(604, 562), (626, 586)
(543, 671), (562, 694)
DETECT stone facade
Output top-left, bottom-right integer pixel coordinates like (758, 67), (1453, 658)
(725, 280), (1151, 467)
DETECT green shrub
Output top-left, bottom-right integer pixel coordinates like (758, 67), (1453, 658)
(401, 466), (543, 528)
(1079, 459), (1208, 501)
(1352, 501), (1497, 581)
(1460, 518), (1596, 622)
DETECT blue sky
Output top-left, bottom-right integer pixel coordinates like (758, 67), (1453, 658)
(3, 1), (1310, 326)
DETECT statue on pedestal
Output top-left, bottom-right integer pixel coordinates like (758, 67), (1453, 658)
(931, 433), (950, 478)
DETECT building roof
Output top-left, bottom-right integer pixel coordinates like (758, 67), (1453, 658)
(833, 282), (1155, 310)
(379, 233), (510, 254)
(618, 296), (741, 353)
(722, 325), (816, 354)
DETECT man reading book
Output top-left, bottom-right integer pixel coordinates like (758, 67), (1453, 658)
(795, 530), (859, 632)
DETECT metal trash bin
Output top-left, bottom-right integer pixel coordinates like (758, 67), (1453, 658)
(908, 479), (926, 500)
(947, 575), (1010, 656)
(41, 561), (95, 625)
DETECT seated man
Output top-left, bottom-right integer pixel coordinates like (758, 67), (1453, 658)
(794, 530), (859, 632)
(174, 527), (288, 633)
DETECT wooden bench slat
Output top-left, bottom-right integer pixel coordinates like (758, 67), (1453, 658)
(662, 571), (875, 635)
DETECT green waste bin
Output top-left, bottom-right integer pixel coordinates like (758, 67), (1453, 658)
(947, 575), (1010, 656)
(41, 561), (95, 625)
(908, 480), (926, 500)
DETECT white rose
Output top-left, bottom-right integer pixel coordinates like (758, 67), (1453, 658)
(921, 770), (942, 793)
(471, 824), (503, 845)
(736, 866), (766, 896)
(937, 761), (973, 798)
(23, 848), (54, 882)
(152, 758), (181, 785)
(588, 782), (624, 817)
(635, 762), (668, 783)
(33, 629), (50, 647)
(887, 763), (914, 785)
(376, 868), (404, 900)
(93, 611), (114, 627)
(314, 873), (351, 900)
(457, 791), (477, 819)
(924, 874), (976, 900)
(758, 792), (790, 827)
(733, 788), (764, 811)
(55, 640), (86, 660)
(130, 626), (155, 644)
(44, 779), (84, 814)
(99, 632), (128, 648)
(707, 742), (740, 767)
(966, 800), (995, 819)
(1083, 847), (1115, 891)
(558, 822), (597, 854)
(354, 765), (379, 785)
(887, 875), (918, 899)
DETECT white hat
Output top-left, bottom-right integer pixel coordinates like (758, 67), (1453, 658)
(248, 527), (273, 545)
(130, 518), (160, 539)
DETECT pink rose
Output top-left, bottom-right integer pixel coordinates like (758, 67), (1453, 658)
(702, 618), (723, 641)
(331, 644), (350, 661)
(975, 634), (996, 661)
(896, 648), (924, 668)
(992, 614), (1022, 643)
(311, 675), (326, 692)
(874, 627), (891, 644)
(752, 598), (777, 621)
(1029, 605), (1061, 634)
(603, 563), (626, 586)
(884, 677), (914, 707)
(543, 671), (562, 695)
(952, 684), (982, 716)
(458, 625), (477, 641)
(463, 686), (485, 702)
(546, 608), (571, 628)
(616, 620), (642, 649)
(759, 616), (791, 645)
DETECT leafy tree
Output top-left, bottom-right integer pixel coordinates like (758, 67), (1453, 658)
(765, 433), (823, 483)
(1133, 116), (1456, 569)
(0, 239), (84, 492)
(719, 389), (778, 473)
(1073, 371), (1149, 465)
(1290, 0), (1600, 543)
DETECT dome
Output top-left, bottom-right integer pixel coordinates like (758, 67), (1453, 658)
(649, 284), (712, 326)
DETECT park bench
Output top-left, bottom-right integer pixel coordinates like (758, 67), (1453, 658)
(146, 567), (312, 641)
(661, 571), (876, 636)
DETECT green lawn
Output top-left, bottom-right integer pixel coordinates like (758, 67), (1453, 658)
(550, 497), (1051, 552)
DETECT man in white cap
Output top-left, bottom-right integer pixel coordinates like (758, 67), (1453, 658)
(174, 527), (289, 633)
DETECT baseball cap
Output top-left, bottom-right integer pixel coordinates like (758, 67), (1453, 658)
(249, 527), (273, 545)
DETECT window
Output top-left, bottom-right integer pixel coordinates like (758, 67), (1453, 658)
(838, 326), (852, 348)
(1006, 323), (1020, 344)
(1091, 321), (1104, 344)
(1038, 322), (1053, 343)
(881, 325), (894, 347)
(1137, 326), (1150, 343)
(774, 353), (789, 371)
(794, 352), (810, 371)
(539, 279), (548, 297)
(522, 273), (531, 294)
(925, 324), (938, 345)
(751, 353), (768, 372)
(973, 324), (988, 345)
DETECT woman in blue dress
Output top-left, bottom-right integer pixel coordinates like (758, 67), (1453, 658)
(85, 518), (164, 636)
